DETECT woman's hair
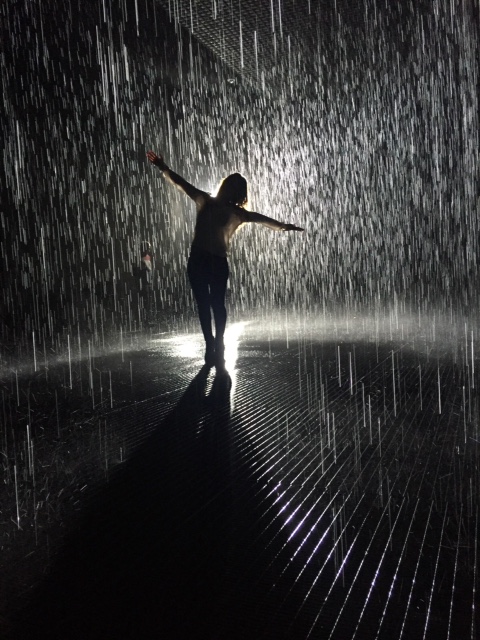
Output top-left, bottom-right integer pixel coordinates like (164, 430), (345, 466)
(215, 173), (248, 207)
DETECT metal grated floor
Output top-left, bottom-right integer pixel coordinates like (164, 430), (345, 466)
(2, 311), (479, 639)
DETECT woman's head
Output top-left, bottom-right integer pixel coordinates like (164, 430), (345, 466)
(216, 173), (248, 207)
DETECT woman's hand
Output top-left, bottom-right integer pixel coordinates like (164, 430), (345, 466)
(284, 223), (304, 231)
(147, 151), (168, 171)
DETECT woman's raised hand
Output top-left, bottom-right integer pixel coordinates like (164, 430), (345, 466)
(147, 151), (168, 170)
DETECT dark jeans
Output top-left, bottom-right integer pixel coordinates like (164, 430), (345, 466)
(187, 246), (229, 345)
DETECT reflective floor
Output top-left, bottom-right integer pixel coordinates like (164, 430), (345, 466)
(1, 309), (479, 639)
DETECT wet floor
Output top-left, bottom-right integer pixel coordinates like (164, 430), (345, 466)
(1, 309), (478, 639)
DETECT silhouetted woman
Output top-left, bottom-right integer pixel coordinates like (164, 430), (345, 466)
(147, 150), (303, 367)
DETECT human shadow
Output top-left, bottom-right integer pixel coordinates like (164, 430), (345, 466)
(12, 365), (238, 640)
(11, 355), (326, 640)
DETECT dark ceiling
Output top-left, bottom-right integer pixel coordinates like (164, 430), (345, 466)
(155, 0), (369, 90)
(153, 0), (453, 98)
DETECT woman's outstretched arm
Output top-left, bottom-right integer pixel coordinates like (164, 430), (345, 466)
(147, 151), (208, 205)
(242, 209), (304, 232)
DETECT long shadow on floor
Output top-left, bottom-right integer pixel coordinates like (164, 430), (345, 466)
(12, 365), (230, 639)
(11, 364), (307, 640)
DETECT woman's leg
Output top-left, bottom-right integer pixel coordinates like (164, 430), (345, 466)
(187, 256), (214, 346)
(209, 257), (229, 351)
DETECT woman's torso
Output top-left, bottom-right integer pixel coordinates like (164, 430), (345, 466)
(191, 197), (245, 258)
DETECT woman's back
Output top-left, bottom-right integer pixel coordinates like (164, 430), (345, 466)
(192, 197), (245, 258)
